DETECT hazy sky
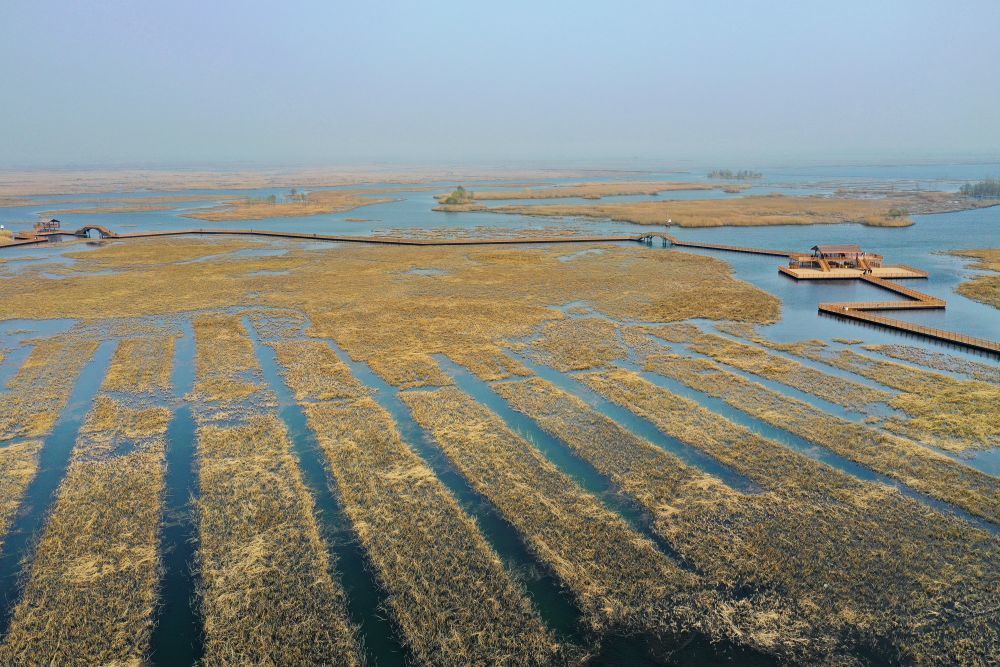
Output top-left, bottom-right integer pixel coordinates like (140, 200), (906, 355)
(1, 1), (998, 167)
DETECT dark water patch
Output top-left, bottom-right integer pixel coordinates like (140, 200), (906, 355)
(507, 350), (759, 493)
(319, 338), (584, 642)
(246, 318), (408, 667)
(150, 318), (203, 666)
(436, 354), (683, 561)
(0, 339), (115, 636)
(628, 361), (999, 535)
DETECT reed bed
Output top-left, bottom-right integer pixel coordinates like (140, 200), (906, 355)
(642, 352), (1000, 523)
(185, 189), (394, 221)
(646, 326), (891, 410)
(863, 344), (1000, 384)
(403, 387), (731, 642)
(269, 339), (369, 401)
(365, 352), (453, 389)
(196, 414), (362, 665)
(488, 194), (921, 227)
(949, 248), (1000, 309)
(100, 335), (176, 395)
(435, 181), (730, 202)
(0, 393), (168, 664)
(446, 345), (531, 381)
(192, 313), (267, 406)
(803, 349), (1000, 451)
(528, 317), (626, 371)
(0, 333), (99, 442)
(580, 369), (1000, 664)
(0, 440), (42, 550)
(304, 396), (562, 664)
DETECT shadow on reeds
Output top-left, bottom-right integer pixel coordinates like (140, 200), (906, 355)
(507, 350), (759, 493)
(150, 317), (203, 665)
(246, 318), (408, 666)
(624, 348), (998, 535)
(318, 337), (584, 643)
(0, 339), (115, 636)
(435, 354), (684, 560)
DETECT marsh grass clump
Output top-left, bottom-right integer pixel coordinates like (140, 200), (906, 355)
(196, 414), (362, 665)
(641, 351), (1000, 524)
(100, 335), (176, 395)
(579, 368), (1000, 664)
(0, 333), (99, 442)
(192, 313), (269, 407)
(402, 387), (713, 639)
(528, 317), (626, 371)
(949, 248), (1000, 309)
(270, 339), (370, 401)
(304, 396), (563, 664)
(184, 189), (394, 221)
(0, 440), (42, 549)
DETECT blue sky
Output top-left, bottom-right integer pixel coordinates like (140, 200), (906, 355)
(1, 1), (998, 167)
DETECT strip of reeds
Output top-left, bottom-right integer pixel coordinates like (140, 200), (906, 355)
(192, 313), (266, 405)
(804, 348), (1000, 451)
(365, 352), (453, 389)
(0, 440), (42, 550)
(100, 335), (176, 395)
(642, 352), (1000, 524)
(0, 333), (99, 442)
(191, 313), (361, 663)
(402, 387), (714, 639)
(646, 325), (891, 410)
(579, 368), (1000, 664)
(863, 344), (1000, 384)
(711, 325), (1000, 452)
(270, 339), (369, 401)
(196, 414), (362, 665)
(304, 396), (562, 664)
(0, 395), (170, 664)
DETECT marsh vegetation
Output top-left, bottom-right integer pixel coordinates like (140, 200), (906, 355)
(0, 232), (995, 664)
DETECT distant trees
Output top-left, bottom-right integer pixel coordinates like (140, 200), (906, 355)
(707, 169), (763, 180)
(959, 178), (1000, 198)
(886, 208), (909, 219)
(444, 186), (474, 205)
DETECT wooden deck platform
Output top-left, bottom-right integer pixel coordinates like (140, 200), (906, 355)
(779, 265), (929, 279)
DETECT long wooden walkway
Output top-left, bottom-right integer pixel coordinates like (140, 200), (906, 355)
(818, 275), (998, 355)
(37, 225), (643, 246)
(5, 224), (997, 355)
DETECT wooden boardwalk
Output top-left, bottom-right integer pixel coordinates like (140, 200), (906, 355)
(818, 275), (998, 355)
(39, 225), (643, 247)
(5, 223), (997, 355)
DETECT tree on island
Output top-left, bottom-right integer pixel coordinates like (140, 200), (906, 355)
(444, 186), (474, 204)
(959, 178), (1000, 198)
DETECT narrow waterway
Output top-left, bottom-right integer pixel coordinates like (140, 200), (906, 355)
(150, 318), (202, 665)
(246, 317), (409, 667)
